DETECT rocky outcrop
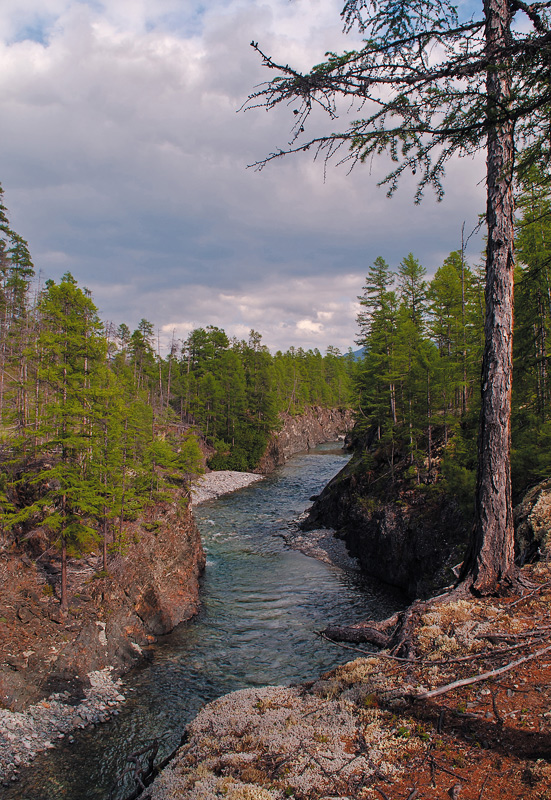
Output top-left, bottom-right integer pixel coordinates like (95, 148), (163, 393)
(255, 406), (353, 473)
(514, 478), (551, 564)
(302, 448), (551, 600)
(0, 495), (205, 711)
(301, 454), (469, 600)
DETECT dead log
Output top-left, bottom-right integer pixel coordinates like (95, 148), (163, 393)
(322, 611), (401, 648)
(322, 624), (391, 648)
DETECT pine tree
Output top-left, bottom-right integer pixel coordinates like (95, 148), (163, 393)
(8, 275), (106, 610)
(245, 0), (551, 591)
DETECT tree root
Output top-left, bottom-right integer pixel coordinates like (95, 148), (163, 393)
(322, 602), (432, 659)
(321, 573), (550, 659)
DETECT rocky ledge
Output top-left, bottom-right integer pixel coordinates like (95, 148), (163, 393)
(0, 489), (205, 774)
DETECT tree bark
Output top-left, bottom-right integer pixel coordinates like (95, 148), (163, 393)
(461, 0), (516, 593)
(61, 525), (68, 613)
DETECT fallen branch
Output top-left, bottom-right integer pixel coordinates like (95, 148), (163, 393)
(479, 626), (551, 643)
(318, 631), (412, 661)
(421, 640), (535, 665)
(413, 643), (551, 700)
(319, 632), (534, 666)
(429, 756), (470, 783)
(507, 579), (551, 608)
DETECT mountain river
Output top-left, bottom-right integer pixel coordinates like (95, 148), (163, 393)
(3, 443), (404, 800)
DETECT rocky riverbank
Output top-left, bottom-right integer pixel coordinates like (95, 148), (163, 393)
(0, 489), (205, 785)
(0, 496), (204, 712)
(302, 448), (551, 599)
(301, 440), (470, 599)
(282, 519), (361, 573)
(0, 410), (353, 788)
(0, 667), (127, 785)
(146, 559), (551, 800)
(191, 471), (264, 505)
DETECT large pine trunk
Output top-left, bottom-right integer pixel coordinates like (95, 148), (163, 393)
(461, 0), (517, 593)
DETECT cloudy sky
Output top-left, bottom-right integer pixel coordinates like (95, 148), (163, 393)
(0, 0), (486, 354)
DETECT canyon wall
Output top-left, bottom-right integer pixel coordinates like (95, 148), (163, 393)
(256, 406), (354, 473)
(0, 495), (204, 710)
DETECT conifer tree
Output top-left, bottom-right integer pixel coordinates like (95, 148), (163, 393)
(8, 274), (106, 609)
(245, 0), (551, 592)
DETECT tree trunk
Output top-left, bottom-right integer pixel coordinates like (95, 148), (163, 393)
(61, 512), (68, 613)
(461, 0), (516, 593)
(103, 512), (108, 573)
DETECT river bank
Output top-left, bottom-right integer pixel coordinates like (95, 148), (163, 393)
(0, 494), (204, 786)
(0, 668), (128, 786)
(0, 445), (382, 800)
(0, 470), (270, 787)
(0, 409), (351, 793)
(191, 470), (265, 505)
(146, 558), (551, 800)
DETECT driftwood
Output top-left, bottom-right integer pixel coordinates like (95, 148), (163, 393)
(322, 611), (402, 651)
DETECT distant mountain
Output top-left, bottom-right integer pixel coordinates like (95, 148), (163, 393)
(350, 347), (365, 361)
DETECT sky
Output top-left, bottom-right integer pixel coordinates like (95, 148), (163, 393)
(0, 0), (487, 354)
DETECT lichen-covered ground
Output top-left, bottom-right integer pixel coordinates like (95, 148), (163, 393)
(146, 561), (551, 800)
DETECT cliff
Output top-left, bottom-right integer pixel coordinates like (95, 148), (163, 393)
(255, 406), (354, 473)
(0, 493), (205, 712)
(302, 450), (469, 599)
(302, 440), (551, 600)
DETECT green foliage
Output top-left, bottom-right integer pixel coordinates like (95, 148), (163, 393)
(175, 328), (352, 469)
(354, 173), (551, 507)
(354, 248), (484, 497)
(176, 433), (204, 476)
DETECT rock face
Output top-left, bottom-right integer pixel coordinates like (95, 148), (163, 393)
(301, 455), (469, 600)
(302, 449), (551, 600)
(255, 406), (354, 473)
(0, 496), (205, 711)
(514, 478), (551, 563)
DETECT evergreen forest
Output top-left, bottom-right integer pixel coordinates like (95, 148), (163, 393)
(352, 171), (551, 513)
(0, 178), (352, 603)
(2, 170), (551, 601)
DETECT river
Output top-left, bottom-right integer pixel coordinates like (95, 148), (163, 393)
(2, 444), (403, 800)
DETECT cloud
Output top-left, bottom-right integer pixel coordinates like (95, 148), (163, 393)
(144, 272), (364, 355)
(0, 0), (486, 354)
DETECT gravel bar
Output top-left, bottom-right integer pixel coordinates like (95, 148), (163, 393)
(191, 471), (265, 505)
